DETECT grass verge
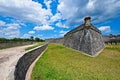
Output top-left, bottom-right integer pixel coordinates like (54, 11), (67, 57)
(31, 44), (120, 80)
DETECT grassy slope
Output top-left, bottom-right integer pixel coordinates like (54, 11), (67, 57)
(31, 44), (120, 80)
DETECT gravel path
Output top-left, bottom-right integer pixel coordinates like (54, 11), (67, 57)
(0, 45), (34, 80)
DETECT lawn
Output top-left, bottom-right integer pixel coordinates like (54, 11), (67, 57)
(31, 44), (120, 80)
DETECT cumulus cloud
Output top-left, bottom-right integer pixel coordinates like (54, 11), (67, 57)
(0, 0), (69, 34)
(44, 0), (52, 9)
(28, 31), (35, 34)
(58, 0), (120, 26)
(98, 26), (111, 32)
(59, 30), (69, 37)
(50, 13), (62, 22)
(0, 0), (59, 38)
(0, 0), (120, 27)
(6, 23), (20, 29)
(0, 20), (20, 38)
(0, 0), (52, 24)
(22, 33), (31, 38)
(86, 0), (96, 10)
(22, 30), (36, 38)
(34, 25), (54, 30)
(0, 20), (6, 26)
(56, 22), (69, 28)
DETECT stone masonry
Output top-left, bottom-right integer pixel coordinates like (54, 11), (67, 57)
(63, 16), (105, 56)
(14, 44), (48, 80)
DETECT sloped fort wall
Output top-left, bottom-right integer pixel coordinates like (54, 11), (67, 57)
(63, 16), (105, 56)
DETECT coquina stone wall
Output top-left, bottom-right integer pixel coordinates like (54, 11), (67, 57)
(64, 16), (105, 56)
(14, 44), (48, 80)
(64, 27), (105, 56)
(103, 35), (120, 44)
(45, 38), (64, 44)
(0, 42), (33, 49)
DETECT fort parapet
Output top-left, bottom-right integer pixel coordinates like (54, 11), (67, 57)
(63, 16), (105, 56)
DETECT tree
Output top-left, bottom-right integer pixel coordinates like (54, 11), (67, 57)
(109, 34), (113, 38)
(35, 37), (40, 41)
(30, 36), (34, 41)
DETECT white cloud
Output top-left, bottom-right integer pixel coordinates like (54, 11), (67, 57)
(0, 0), (58, 38)
(58, 1), (79, 19)
(34, 25), (54, 30)
(0, 0), (53, 24)
(0, 20), (6, 26)
(86, 0), (96, 10)
(50, 13), (62, 22)
(44, 0), (52, 9)
(56, 22), (69, 28)
(6, 23), (20, 29)
(58, 0), (120, 26)
(59, 30), (69, 37)
(0, 21), (20, 38)
(22, 33), (31, 38)
(4, 30), (19, 37)
(28, 31), (35, 34)
(22, 30), (36, 38)
(98, 26), (111, 32)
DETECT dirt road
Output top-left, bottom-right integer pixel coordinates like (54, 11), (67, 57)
(0, 45), (33, 80)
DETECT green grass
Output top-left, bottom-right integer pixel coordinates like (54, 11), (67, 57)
(25, 42), (46, 50)
(106, 44), (120, 52)
(31, 44), (120, 80)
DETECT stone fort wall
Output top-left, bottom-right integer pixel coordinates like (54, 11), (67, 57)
(0, 41), (34, 49)
(14, 44), (48, 80)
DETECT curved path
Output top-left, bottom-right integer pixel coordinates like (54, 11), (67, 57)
(0, 45), (34, 80)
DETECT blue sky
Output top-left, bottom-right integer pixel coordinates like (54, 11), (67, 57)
(0, 0), (120, 39)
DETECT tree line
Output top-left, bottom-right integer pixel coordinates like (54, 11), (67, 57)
(0, 36), (44, 42)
